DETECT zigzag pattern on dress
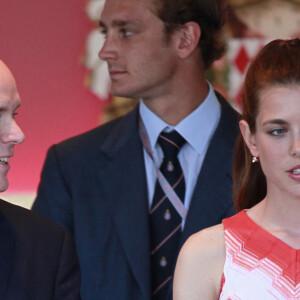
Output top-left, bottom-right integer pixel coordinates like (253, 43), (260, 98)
(220, 211), (300, 300)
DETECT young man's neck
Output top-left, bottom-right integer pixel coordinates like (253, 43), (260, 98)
(142, 78), (209, 126)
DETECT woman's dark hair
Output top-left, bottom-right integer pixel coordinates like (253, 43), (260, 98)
(234, 38), (300, 211)
(152, 0), (226, 69)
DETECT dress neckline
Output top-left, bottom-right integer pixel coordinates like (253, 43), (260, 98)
(241, 210), (300, 252)
(223, 211), (300, 284)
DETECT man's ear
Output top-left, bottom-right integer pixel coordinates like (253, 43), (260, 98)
(175, 22), (201, 59)
(239, 120), (259, 157)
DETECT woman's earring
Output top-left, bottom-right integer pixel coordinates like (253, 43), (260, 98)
(252, 156), (259, 163)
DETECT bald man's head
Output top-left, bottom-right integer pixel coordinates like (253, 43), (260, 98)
(0, 59), (25, 192)
(0, 60), (19, 99)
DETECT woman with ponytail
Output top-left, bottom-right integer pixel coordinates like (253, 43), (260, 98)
(174, 38), (300, 299)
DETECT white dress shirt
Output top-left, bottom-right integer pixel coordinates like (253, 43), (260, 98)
(140, 82), (221, 226)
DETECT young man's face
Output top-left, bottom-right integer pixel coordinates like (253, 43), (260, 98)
(0, 62), (25, 192)
(99, 0), (179, 100)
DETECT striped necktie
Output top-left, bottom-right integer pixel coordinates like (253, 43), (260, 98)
(150, 130), (186, 299)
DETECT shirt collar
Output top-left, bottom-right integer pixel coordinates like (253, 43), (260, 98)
(139, 101), (167, 152)
(139, 81), (221, 155)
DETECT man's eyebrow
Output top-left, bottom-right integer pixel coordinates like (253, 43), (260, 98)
(99, 19), (141, 28)
(99, 20), (106, 28)
(263, 119), (288, 126)
(0, 102), (20, 112)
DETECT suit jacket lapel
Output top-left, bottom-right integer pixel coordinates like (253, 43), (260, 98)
(98, 106), (151, 298)
(0, 209), (15, 298)
(182, 95), (239, 244)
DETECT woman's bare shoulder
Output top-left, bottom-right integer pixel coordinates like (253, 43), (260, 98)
(173, 224), (225, 300)
(187, 223), (225, 250)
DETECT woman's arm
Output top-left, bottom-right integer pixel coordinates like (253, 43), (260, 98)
(173, 224), (225, 300)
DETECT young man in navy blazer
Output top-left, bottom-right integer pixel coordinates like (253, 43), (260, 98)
(0, 59), (81, 299)
(33, 0), (239, 299)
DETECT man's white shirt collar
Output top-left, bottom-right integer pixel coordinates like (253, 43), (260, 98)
(139, 81), (221, 155)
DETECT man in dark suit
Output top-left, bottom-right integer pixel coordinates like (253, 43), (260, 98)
(0, 59), (81, 299)
(33, 0), (239, 299)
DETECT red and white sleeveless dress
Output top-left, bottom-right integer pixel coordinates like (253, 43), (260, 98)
(219, 211), (300, 299)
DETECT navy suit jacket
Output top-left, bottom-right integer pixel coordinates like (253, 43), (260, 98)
(0, 199), (80, 299)
(33, 94), (239, 300)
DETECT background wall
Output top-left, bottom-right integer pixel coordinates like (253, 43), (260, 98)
(0, 0), (104, 206)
